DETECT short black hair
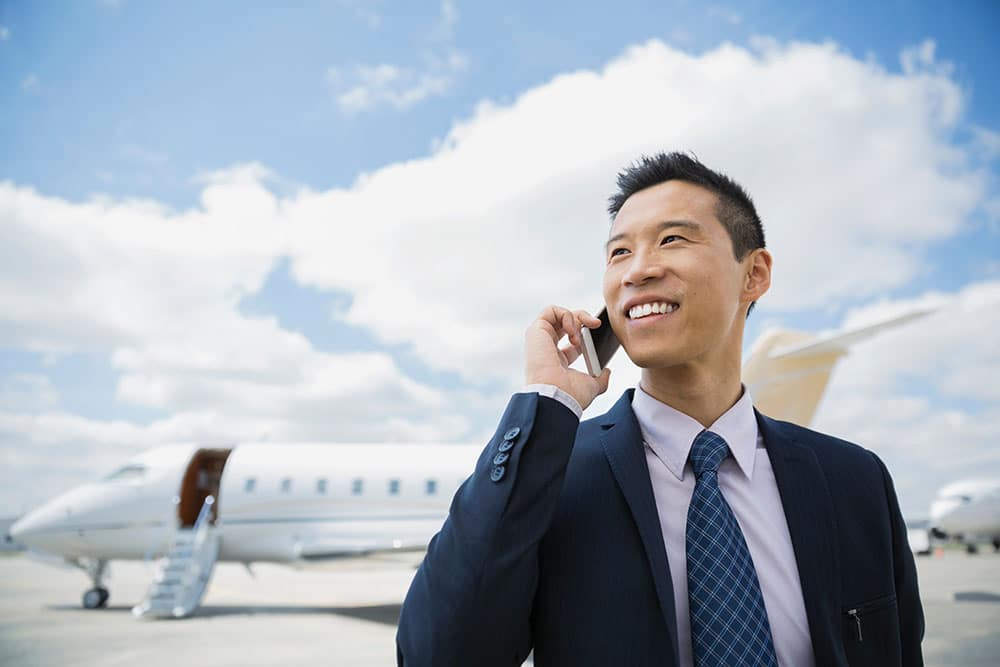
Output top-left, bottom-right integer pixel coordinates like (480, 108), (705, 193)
(607, 151), (766, 317)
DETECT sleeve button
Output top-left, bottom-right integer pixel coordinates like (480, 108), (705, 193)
(490, 465), (506, 482)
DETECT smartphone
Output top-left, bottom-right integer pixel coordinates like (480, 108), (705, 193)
(580, 307), (620, 377)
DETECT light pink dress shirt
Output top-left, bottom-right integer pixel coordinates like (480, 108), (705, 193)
(522, 383), (815, 667)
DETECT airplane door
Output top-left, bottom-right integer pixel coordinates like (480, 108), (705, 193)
(177, 448), (233, 527)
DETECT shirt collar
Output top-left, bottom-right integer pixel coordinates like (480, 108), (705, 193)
(631, 382), (760, 482)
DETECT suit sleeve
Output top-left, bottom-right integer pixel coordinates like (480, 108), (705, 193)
(871, 453), (925, 666)
(396, 392), (580, 667)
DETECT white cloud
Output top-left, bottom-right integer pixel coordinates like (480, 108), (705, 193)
(707, 6), (743, 25)
(0, 170), (472, 513)
(0, 374), (59, 412)
(432, 0), (459, 41)
(119, 142), (168, 165)
(972, 125), (1000, 160)
(298, 38), (988, 384)
(1, 37), (997, 516)
(0, 25), (10, 41)
(336, 0), (381, 29)
(327, 0), (465, 113)
(21, 74), (40, 93)
(900, 39), (953, 78)
(328, 50), (467, 113)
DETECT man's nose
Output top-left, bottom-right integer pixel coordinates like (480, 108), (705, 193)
(622, 250), (666, 287)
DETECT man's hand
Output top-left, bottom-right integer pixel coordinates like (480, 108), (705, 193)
(525, 305), (612, 412)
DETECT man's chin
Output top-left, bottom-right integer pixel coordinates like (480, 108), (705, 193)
(622, 345), (686, 370)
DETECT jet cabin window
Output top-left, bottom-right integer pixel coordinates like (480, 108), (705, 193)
(389, 479), (400, 495)
(103, 464), (147, 482)
(426, 479), (437, 495)
(245, 478), (256, 493)
(352, 478), (363, 495)
(281, 478), (292, 493)
(316, 478), (328, 494)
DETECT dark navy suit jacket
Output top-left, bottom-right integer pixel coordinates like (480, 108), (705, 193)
(396, 390), (924, 666)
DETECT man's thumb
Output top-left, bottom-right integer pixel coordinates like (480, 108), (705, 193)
(597, 367), (612, 393)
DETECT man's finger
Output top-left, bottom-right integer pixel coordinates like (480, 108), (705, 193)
(596, 367), (612, 393)
(574, 309), (601, 328)
(558, 341), (581, 366)
(535, 305), (568, 342)
(561, 310), (580, 348)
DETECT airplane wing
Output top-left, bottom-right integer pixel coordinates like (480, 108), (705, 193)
(743, 305), (938, 426)
(296, 536), (430, 561)
(768, 307), (937, 360)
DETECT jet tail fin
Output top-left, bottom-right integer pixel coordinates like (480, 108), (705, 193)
(743, 307), (936, 427)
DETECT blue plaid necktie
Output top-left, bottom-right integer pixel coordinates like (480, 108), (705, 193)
(686, 429), (778, 667)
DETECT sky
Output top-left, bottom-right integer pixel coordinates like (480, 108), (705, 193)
(1, 0), (998, 518)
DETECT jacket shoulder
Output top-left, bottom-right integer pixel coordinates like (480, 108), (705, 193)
(760, 413), (883, 469)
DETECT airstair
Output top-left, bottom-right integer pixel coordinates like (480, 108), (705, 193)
(132, 495), (220, 619)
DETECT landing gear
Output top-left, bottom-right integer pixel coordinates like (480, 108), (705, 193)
(966, 542), (979, 555)
(69, 558), (110, 609)
(993, 538), (1000, 553)
(83, 587), (110, 609)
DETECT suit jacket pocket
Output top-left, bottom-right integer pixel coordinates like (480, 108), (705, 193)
(842, 592), (902, 666)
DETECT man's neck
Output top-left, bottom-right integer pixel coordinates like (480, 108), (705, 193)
(639, 362), (744, 429)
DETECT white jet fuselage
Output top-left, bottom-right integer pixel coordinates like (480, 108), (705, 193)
(11, 443), (482, 564)
(929, 478), (1000, 541)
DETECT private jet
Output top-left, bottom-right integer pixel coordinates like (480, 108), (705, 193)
(928, 478), (1000, 554)
(8, 307), (935, 618)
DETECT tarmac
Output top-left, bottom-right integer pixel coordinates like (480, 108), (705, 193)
(0, 548), (998, 666)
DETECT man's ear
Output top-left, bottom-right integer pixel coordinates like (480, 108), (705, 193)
(744, 248), (772, 303)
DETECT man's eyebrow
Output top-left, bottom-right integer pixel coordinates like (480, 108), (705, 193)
(605, 219), (703, 250)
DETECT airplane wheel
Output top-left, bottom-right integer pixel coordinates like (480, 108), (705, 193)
(83, 587), (109, 609)
(993, 538), (1000, 553)
(966, 543), (979, 555)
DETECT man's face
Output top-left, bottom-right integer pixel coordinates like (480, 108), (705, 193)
(602, 180), (752, 371)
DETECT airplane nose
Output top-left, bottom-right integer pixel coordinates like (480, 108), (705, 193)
(8, 500), (72, 550)
(10, 511), (44, 544)
(929, 498), (961, 528)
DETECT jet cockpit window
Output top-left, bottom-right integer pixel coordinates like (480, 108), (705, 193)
(103, 464), (147, 482)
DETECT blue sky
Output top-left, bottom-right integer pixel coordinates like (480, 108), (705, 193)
(4, 1), (998, 205)
(1, 1), (999, 517)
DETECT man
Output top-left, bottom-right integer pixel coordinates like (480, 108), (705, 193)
(396, 152), (924, 666)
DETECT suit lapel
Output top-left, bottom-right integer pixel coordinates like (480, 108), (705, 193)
(755, 409), (841, 666)
(600, 389), (680, 664)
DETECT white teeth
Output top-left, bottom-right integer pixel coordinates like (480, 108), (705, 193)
(628, 301), (679, 319)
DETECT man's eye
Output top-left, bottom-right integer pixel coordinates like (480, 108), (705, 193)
(662, 235), (681, 244)
(610, 248), (628, 257)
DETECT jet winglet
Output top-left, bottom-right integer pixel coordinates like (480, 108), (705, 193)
(743, 304), (938, 426)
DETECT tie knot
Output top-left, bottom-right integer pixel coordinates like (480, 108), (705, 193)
(689, 430), (730, 477)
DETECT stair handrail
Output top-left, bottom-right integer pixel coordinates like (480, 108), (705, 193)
(191, 495), (215, 552)
(133, 495), (219, 619)
(170, 494), (217, 615)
